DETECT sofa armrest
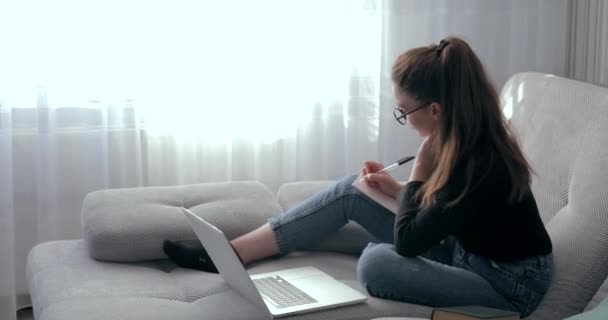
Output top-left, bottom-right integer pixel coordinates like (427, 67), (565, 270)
(82, 181), (282, 262)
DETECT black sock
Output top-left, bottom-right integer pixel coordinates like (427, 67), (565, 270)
(163, 239), (218, 273)
(163, 239), (245, 273)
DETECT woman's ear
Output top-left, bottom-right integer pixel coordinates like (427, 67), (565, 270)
(430, 102), (442, 120)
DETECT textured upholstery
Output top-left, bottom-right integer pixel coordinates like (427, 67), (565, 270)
(82, 181), (283, 261)
(501, 73), (608, 319)
(27, 240), (432, 320)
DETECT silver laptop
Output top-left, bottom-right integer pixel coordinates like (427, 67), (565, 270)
(181, 207), (367, 318)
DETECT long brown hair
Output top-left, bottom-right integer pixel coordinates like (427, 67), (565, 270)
(391, 36), (532, 207)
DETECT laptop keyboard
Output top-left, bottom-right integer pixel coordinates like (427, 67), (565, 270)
(253, 275), (318, 309)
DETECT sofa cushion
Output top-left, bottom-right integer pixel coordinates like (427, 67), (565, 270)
(27, 240), (433, 320)
(82, 181), (283, 262)
(502, 73), (608, 320)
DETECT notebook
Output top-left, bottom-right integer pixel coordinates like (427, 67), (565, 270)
(181, 207), (367, 318)
(351, 175), (401, 214)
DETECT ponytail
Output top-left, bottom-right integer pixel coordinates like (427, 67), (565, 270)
(392, 36), (532, 207)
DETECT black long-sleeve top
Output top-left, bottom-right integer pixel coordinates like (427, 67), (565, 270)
(395, 152), (552, 262)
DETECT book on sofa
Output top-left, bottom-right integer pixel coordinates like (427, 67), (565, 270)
(431, 305), (520, 320)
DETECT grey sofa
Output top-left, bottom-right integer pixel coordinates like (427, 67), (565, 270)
(26, 73), (608, 320)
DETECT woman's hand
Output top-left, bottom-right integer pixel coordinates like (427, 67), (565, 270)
(409, 135), (437, 182)
(361, 161), (404, 198)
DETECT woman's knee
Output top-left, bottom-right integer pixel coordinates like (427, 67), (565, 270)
(335, 174), (359, 191)
(357, 243), (401, 288)
(357, 243), (441, 304)
(321, 174), (359, 202)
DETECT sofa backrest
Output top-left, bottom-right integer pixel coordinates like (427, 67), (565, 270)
(501, 73), (608, 319)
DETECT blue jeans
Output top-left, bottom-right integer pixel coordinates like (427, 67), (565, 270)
(268, 174), (553, 317)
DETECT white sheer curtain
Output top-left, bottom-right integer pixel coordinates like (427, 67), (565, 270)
(0, 1), (572, 319)
(0, 1), (383, 318)
(568, 0), (608, 86)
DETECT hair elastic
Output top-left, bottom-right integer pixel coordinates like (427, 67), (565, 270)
(435, 40), (448, 54)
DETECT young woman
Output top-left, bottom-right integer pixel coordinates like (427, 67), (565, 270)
(164, 36), (553, 317)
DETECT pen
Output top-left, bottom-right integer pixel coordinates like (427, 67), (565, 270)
(360, 156), (415, 181)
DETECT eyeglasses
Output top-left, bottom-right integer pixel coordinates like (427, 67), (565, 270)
(393, 102), (431, 125)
